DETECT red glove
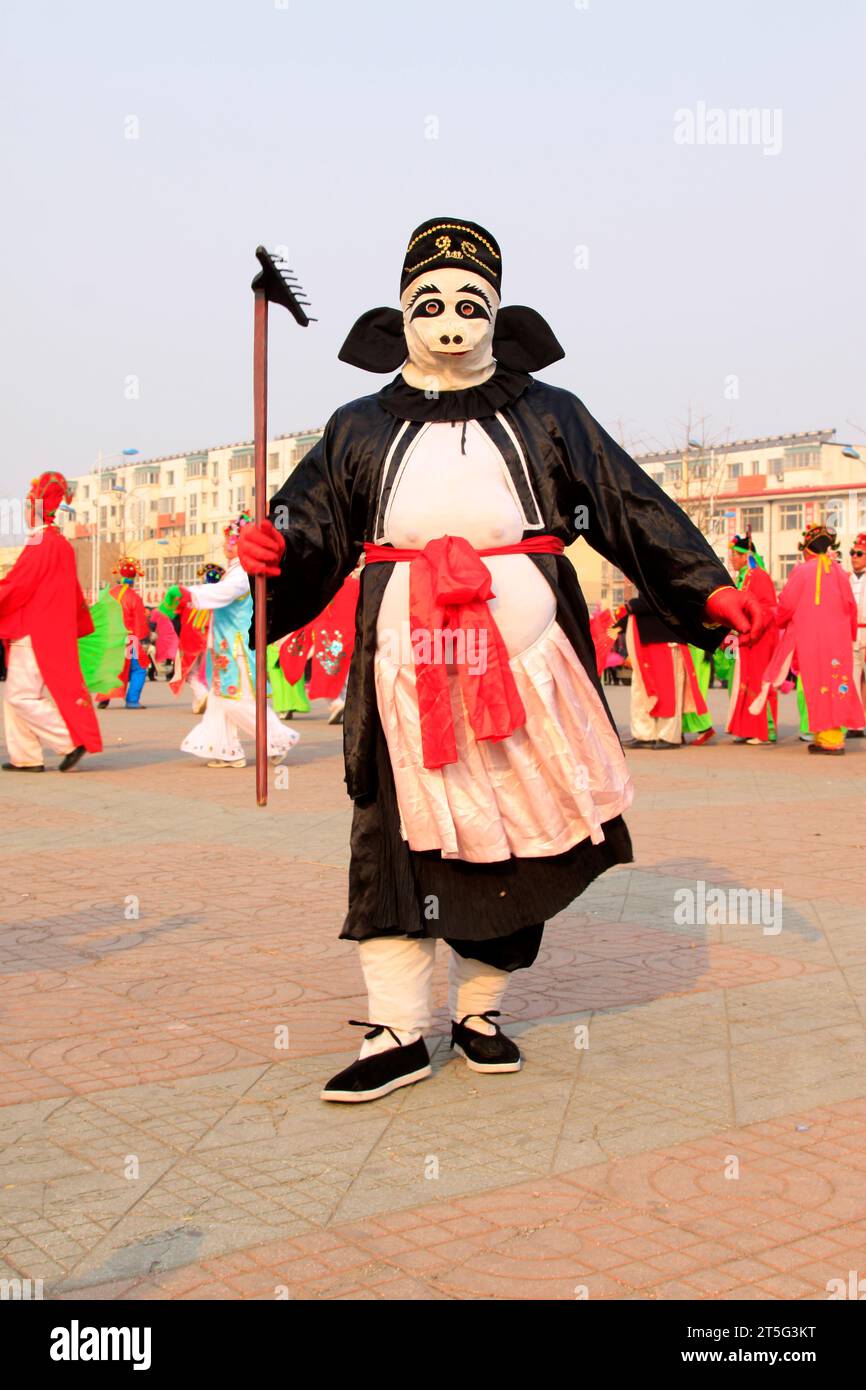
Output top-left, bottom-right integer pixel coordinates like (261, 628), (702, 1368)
(237, 519), (286, 577)
(703, 586), (767, 647)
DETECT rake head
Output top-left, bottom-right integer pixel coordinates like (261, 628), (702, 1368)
(252, 245), (315, 326)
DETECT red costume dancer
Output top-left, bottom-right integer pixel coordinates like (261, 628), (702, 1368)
(0, 472), (101, 772)
(753, 524), (864, 755)
(167, 562), (224, 711)
(589, 607), (618, 676)
(850, 530), (866, 727)
(95, 558), (151, 708)
(617, 593), (708, 748)
(149, 607), (179, 668)
(278, 573), (360, 699)
(725, 534), (779, 744)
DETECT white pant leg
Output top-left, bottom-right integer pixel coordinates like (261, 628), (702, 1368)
(358, 936), (436, 1056)
(626, 623), (659, 741)
(448, 949), (511, 1036)
(3, 638), (74, 765)
(655, 646), (685, 744)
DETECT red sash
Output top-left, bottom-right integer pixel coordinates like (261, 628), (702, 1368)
(364, 534), (565, 769)
(630, 620), (707, 718)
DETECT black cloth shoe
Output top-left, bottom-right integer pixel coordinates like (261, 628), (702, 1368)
(845, 729), (864, 738)
(2, 763), (44, 772)
(96, 700), (109, 708)
(59, 746), (86, 773)
(655, 740), (683, 750)
(808, 742), (844, 756)
(623, 738), (656, 749)
(450, 1012), (522, 1073)
(320, 1022), (431, 1103)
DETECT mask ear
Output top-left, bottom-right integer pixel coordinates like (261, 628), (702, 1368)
(338, 307), (406, 372)
(493, 305), (565, 372)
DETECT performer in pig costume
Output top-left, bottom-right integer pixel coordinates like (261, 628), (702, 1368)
(240, 217), (764, 1102)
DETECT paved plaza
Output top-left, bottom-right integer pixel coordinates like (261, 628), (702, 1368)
(1, 682), (864, 1301)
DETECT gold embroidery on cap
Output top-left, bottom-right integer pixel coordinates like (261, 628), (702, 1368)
(404, 248), (497, 278)
(405, 223), (501, 259)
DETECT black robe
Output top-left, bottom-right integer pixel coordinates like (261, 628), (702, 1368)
(262, 368), (731, 944)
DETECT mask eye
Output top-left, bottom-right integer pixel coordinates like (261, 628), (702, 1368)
(455, 299), (489, 321)
(410, 298), (444, 320)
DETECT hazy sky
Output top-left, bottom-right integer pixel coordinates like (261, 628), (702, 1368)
(2, 0), (864, 499)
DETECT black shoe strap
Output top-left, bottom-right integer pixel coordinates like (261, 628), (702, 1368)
(348, 1019), (404, 1047)
(456, 1010), (502, 1031)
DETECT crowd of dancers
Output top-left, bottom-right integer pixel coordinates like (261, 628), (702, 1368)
(0, 472), (863, 776)
(596, 525), (865, 755)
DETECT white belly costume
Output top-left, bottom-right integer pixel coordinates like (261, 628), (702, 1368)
(373, 419), (633, 862)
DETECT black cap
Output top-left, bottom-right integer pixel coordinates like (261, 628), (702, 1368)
(401, 217), (502, 296)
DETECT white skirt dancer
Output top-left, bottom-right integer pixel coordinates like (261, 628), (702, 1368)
(177, 555), (299, 764)
(181, 659), (298, 763)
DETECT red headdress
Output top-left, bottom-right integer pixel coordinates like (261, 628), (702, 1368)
(853, 532), (866, 551)
(112, 555), (144, 580)
(27, 470), (72, 524)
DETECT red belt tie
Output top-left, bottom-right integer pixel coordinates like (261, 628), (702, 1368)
(364, 534), (565, 769)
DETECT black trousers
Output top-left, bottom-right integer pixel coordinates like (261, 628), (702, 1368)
(445, 922), (544, 973)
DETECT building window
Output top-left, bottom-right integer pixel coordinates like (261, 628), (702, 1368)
(158, 498), (176, 514)
(779, 503), (803, 531)
(211, 492), (218, 508)
(822, 498), (845, 529)
(740, 505), (765, 532)
(751, 460), (762, 475)
(166, 471), (174, 486)
(778, 554), (799, 581)
(188, 494), (198, 517)
(784, 447), (820, 469)
(145, 559), (160, 586)
(727, 462), (742, 479)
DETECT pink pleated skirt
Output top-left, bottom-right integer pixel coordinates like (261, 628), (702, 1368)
(374, 617), (634, 863)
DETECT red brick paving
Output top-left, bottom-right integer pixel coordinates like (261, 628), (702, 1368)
(2, 684), (865, 1299)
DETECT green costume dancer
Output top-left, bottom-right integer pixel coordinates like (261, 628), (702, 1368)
(682, 644), (714, 739)
(267, 641), (310, 717)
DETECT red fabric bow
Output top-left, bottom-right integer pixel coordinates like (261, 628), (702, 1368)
(365, 534), (565, 769)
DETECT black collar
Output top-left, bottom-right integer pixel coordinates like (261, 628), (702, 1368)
(376, 364), (532, 422)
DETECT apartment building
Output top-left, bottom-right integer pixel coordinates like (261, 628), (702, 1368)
(18, 429), (323, 600)
(598, 428), (866, 611)
(3, 423), (862, 611)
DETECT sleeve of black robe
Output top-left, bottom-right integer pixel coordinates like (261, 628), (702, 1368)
(259, 407), (363, 644)
(554, 392), (734, 650)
